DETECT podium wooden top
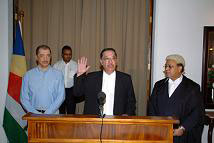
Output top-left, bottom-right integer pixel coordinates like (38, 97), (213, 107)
(23, 112), (179, 124)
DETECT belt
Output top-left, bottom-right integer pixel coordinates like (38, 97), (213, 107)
(36, 109), (45, 113)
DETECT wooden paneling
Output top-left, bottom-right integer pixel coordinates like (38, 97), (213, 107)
(23, 113), (179, 143)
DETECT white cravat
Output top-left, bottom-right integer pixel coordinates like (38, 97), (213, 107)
(102, 71), (116, 115)
(168, 75), (183, 97)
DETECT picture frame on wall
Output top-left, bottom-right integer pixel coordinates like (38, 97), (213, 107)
(202, 26), (214, 109)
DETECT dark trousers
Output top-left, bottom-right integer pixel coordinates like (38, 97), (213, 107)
(59, 87), (76, 114)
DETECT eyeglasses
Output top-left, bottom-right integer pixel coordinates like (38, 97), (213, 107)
(163, 64), (175, 69)
(102, 57), (117, 62)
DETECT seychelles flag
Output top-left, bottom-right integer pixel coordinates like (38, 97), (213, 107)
(3, 21), (28, 142)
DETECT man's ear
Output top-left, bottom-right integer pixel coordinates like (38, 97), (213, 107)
(100, 59), (103, 65)
(178, 66), (183, 73)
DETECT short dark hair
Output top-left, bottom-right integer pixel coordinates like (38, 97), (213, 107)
(36, 45), (51, 55)
(100, 48), (117, 59)
(62, 45), (72, 54)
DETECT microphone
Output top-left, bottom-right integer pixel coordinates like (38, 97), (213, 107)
(97, 91), (106, 118)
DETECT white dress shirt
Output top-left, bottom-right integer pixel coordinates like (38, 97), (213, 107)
(168, 75), (183, 97)
(102, 71), (116, 115)
(53, 59), (77, 88)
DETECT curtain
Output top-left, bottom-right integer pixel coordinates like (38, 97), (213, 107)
(19, 0), (151, 115)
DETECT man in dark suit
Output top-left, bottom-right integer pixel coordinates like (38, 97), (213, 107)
(73, 48), (136, 115)
(148, 54), (204, 143)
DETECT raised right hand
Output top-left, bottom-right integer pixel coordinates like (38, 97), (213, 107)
(77, 57), (90, 77)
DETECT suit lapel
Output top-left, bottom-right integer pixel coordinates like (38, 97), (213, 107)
(95, 71), (103, 93)
(156, 78), (169, 98)
(170, 76), (187, 98)
(160, 80), (169, 99)
(113, 71), (120, 114)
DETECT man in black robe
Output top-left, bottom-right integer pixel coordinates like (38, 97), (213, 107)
(148, 54), (204, 143)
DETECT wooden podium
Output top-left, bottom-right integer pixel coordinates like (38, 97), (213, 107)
(23, 113), (179, 143)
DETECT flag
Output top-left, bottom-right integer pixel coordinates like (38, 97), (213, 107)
(3, 21), (28, 143)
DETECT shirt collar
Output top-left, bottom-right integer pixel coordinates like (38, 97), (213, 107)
(62, 60), (69, 65)
(103, 71), (116, 78)
(37, 65), (51, 73)
(168, 74), (183, 84)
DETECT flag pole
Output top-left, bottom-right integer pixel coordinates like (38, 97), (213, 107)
(15, 10), (24, 38)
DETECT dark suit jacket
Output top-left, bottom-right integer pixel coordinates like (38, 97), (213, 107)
(148, 75), (204, 143)
(74, 71), (136, 115)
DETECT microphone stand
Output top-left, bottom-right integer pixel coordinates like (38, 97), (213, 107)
(99, 105), (105, 143)
(99, 105), (105, 118)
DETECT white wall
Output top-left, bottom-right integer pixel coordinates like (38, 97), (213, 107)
(0, 0), (13, 142)
(152, 0), (214, 143)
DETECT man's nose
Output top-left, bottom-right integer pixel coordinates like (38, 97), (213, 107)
(44, 56), (49, 60)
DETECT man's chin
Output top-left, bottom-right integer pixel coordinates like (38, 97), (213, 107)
(104, 69), (115, 74)
(40, 64), (49, 69)
(64, 59), (71, 63)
